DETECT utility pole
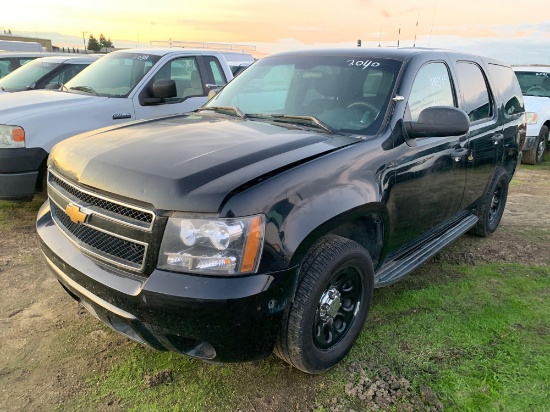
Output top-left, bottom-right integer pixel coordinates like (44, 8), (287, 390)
(82, 31), (88, 54)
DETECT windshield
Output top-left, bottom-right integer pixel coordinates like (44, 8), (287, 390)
(64, 52), (161, 98)
(206, 54), (402, 135)
(0, 59), (60, 91)
(515, 71), (550, 97)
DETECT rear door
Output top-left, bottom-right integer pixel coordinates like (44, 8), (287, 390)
(451, 59), (502, 209)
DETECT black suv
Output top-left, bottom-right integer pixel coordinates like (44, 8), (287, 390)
(37, 48), (525, 374)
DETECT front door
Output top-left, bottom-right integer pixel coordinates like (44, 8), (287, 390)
(385, 61), (469, 253)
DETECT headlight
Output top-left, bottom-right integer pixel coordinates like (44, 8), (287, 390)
(158, 214), (265, 275)
(525, 112), (538, 125)
(0, 125), (25, 148)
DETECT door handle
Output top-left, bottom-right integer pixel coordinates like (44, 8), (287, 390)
(450, 148), (469, 162)
(491, 133), (504, 145)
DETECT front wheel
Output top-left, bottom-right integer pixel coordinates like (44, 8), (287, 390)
(470, 167), (509, 237)
(274, 235), (374, 374)
(522, 126), (548, 165)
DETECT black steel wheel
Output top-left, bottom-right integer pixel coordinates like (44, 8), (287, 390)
(470, 167), (509, 237)
(274, 235), (374, 374)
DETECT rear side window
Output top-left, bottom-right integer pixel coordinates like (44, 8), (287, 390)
(407, 62), (455, 122)
(456, 62), (493, 122)
(488, 64), (524, 118)
(204, 56), (227, 86)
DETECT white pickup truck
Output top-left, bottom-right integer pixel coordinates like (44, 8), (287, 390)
(0, 48), (240, 200)
(514, 66), (550, 164)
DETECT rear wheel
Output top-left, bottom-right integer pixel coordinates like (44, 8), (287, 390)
(274, 235), (374, 374)
(522, 126), (548, 165)
(470, 167), (509, 237)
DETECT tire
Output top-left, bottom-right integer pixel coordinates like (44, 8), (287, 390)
(470, 167), (509, 237)
(274, 235), (374, 374)
(522, 126), (548, 165)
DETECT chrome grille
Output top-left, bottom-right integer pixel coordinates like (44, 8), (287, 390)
(51, 203), (146, 266)
(47, 170), (157, 272)
(49, 173), (153, 225)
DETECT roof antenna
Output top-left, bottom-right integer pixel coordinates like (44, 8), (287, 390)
(429, 4), (437, 47)
(378, 27), (381, 47)
(397, 25), (401, 48)
(413, 14), (419, 47)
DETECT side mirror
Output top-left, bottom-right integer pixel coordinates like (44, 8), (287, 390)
(403, 106), (470, 138)
(208, 89), (219, 99)
(153, 79), (177, 99)
(142, 79), (177, 105)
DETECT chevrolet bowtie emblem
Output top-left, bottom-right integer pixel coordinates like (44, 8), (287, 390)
(65, 203), (90, 224)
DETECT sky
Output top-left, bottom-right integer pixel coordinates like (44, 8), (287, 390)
(2, 0), (550, 64)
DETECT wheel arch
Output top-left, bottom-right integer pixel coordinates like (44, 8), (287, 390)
(288, 202), (390, 271)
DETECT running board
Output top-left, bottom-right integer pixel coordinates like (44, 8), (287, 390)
(374, 214), (478, 287)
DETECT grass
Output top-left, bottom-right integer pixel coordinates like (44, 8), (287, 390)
(4, 155), (548, 411)
(0, 194), (45, 227)
(64, 261), (550, 411)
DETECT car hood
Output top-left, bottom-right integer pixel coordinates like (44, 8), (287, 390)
(523, 95), (550, 114)
(0, 90), (107, 123)
(49, 114), (359, 212)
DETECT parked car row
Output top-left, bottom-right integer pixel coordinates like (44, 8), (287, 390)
(16, 46), (526, 373)
(0, 48), (248, 200)
(0, 55), (100, 93)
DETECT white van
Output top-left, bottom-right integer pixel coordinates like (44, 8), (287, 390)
(0, 40), (43, 52)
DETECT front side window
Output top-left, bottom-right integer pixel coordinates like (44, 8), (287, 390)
(64, 52), (161, 98)
(153, 57), (203, 101)
(0, 59), (60, 91)
(0, 59), (12, 78)
(456, 62), (493, 122)
(207, 55), (402, 135)
(48, 64), (89, 87)
(407, 62), (455, 122)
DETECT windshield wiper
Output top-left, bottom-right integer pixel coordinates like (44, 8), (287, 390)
(69, 85), (99, 96)
(199, 106), (246, 119)
(269, 114), (335, 134)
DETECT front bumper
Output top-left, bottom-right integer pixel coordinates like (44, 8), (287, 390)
(0, 147), (48, 200)
(37, 201), (298, 362)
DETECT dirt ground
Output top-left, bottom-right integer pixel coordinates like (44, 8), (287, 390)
(0, 164), (549, 412)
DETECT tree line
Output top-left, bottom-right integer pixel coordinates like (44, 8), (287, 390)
(87, 34), (114, 52)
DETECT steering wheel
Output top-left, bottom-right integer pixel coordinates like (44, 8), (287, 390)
(527, 86), (547, 94)
(346, 101), (380, 125)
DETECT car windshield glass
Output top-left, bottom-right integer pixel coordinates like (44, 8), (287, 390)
(206, 54), (402, 135)
(0, 59), (60, 91)
(515, 71), (550, 97)
(64, 52), (161, 98)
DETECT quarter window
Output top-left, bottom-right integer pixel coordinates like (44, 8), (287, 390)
(408, 62), (455, 122)
(456, 62), (493, 122)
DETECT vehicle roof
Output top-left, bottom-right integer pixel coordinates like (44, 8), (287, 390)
(267, 47), (509, 66)
(513, 66), (550, 73)
(114, 48), (226, 57)
(29, 55), (101, 64)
